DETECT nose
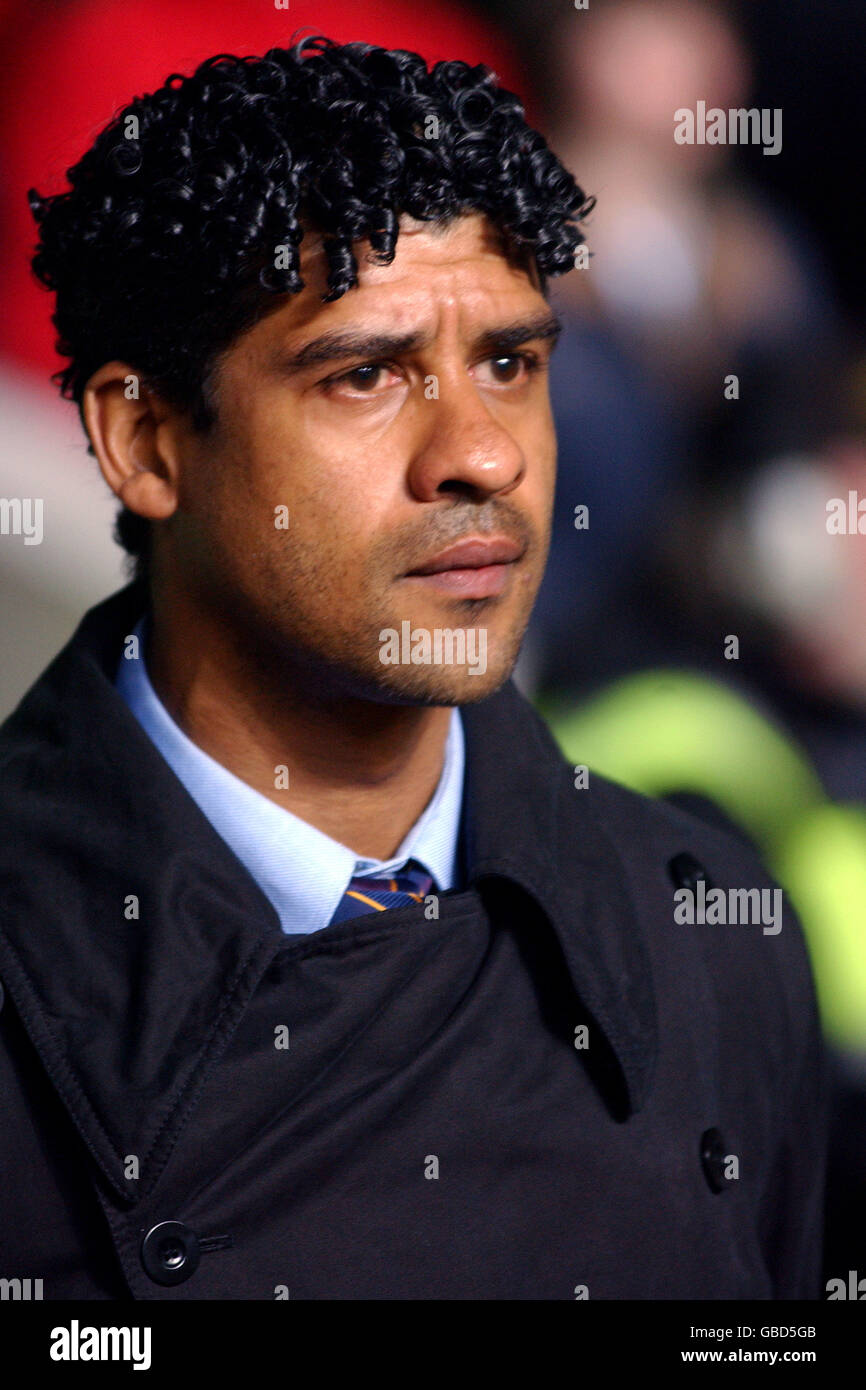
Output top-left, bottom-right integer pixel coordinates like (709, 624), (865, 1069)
(406, 375), (526, 503)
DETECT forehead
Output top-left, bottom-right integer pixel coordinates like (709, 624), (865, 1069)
(258, 212), (546, 346)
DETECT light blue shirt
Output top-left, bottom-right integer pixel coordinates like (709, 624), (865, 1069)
(115, 618), (465, 936)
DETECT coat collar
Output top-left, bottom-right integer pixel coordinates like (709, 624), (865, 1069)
(0, 583), (657, 1203)
(459, 669), (658, 1119)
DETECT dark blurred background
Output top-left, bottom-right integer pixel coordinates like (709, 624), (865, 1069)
(2, 0), (865, 1288)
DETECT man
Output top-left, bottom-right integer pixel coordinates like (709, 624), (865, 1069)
(0, 35), (824, 1299)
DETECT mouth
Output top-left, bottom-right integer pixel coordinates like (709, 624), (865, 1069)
(403, 536), (526, 600)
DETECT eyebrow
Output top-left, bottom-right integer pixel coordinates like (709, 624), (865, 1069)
(273, 310), (563, 375)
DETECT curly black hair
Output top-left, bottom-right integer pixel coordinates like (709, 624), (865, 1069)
(28, 33), (593, 577)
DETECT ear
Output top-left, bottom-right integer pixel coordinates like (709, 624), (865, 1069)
(82, 362), (185, 522)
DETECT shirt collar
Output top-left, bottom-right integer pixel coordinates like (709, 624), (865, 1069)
(115, 617), (464, 936)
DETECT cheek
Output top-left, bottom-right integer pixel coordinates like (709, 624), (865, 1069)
(217, 437), (384, 598)
(524, 417), (556, 515)
(241, 408), (389, 520)
(517, 389), (556, 465)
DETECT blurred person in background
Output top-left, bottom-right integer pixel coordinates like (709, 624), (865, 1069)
(524, 0), (838, 687)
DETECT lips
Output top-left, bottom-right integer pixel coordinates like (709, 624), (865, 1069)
(403, 535), (526, 600)
(406, 536), (525, 576)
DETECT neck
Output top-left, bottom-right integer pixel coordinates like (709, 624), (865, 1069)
(143, 584), (453, 861)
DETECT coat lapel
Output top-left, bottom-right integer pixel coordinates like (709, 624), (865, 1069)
(460, 682), (658, 1115)
(0, 584), (287, 1203)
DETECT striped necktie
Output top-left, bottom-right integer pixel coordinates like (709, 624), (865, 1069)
(329, 860), (435, 926)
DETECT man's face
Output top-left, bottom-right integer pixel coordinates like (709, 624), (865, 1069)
(168, 212), (559, 704)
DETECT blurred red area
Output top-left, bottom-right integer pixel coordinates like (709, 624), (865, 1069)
(0, 0), (526, 383)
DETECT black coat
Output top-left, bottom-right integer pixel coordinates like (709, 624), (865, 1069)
(0, 584), (827, 1299)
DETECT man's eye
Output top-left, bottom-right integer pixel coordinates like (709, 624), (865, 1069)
(492, 356), (523, 383)
(332, 362), (392, 392)
(478, 352), (541, 385)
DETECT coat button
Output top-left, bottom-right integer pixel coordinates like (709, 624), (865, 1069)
(669, 852), (713, 892)
(700, 1127), (729, 1193)
(140, 1221), (201, 1286)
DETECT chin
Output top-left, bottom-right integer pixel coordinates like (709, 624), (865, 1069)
(371, 658), (515, 707)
